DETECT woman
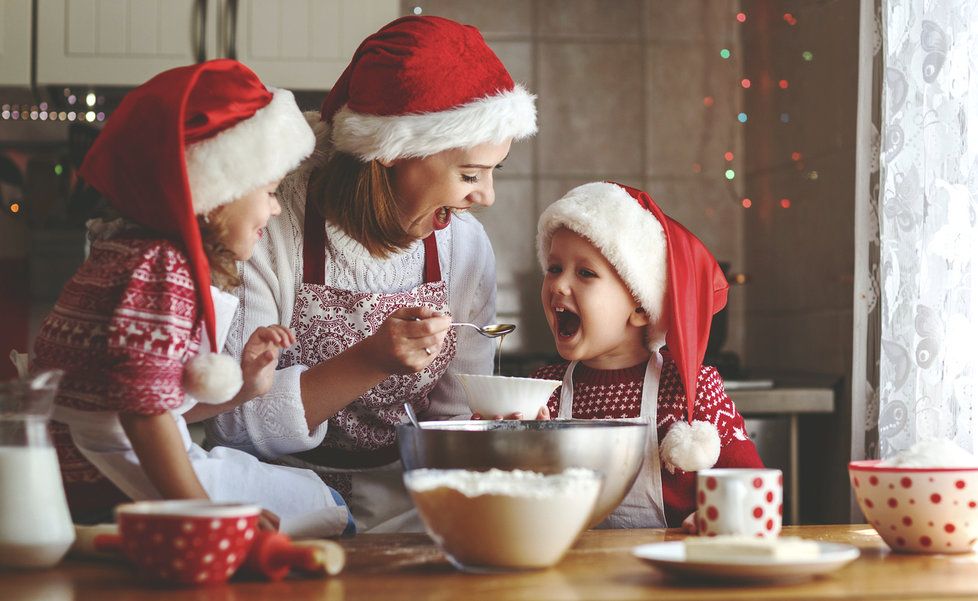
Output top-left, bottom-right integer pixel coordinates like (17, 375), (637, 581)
(206, 15), (537, 533)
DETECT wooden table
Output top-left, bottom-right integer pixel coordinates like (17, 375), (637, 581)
(8, 525), (978, 600)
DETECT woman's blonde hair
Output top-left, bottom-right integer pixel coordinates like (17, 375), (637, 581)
(197, 215), (241, 291)
(307, 151), (414, 257)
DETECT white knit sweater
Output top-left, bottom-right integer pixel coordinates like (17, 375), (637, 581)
(205, 155), (496, 460)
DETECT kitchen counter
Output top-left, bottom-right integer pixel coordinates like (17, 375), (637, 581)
(8, 525), (978, 600)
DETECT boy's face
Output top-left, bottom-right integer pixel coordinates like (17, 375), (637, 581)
(211, 178), (282, 260)
(541, 228), (650, 369)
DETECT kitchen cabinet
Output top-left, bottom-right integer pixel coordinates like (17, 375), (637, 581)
(36, 0), (220, 86)
(34, 0), (398, 88)
(228, 0), (399, 90)
(0, 0), (31, 86)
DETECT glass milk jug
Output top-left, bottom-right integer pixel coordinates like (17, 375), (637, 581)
(0, 370), (75, 568)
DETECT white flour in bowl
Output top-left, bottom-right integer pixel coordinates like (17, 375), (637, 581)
(405, 468), (601, 570)
(880, 438), (978, 468)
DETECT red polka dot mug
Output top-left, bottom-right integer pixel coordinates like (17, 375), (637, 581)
(114, 500), (261, 586)
(696, 468), (783, 538)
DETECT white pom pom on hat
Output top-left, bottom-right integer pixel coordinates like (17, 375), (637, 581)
(659, 419), (721, 474)
(182, 352), (243, 405)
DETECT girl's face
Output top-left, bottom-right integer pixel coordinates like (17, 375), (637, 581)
(541, 228), (651, 370)
(210, 179), (282, 260)
(385, 139), (512, 239)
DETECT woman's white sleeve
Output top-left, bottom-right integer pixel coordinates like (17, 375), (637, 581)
(205, 228), (329, 459)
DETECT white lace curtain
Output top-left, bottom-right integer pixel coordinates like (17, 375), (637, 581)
(875, 0), (978, 457)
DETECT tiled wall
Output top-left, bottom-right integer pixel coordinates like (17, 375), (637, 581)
(401, 0), (748, 362)
(741, 1), (858, 523)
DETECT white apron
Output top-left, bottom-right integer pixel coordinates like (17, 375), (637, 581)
(558, 355), (667, 528)
(276, 214), (457, 534)
(52, 287), (352, 538)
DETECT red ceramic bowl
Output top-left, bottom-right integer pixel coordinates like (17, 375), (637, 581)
(849, 460), (978, 553)
(115, 500), (261, 586)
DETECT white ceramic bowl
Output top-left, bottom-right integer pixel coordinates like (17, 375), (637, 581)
(849, 460), (978, 553)
(456, 374), (561, 417)
(404, 468), (601, 571)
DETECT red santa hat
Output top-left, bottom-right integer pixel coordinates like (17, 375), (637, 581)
(537, 182), (730, 473)
(79, 59), (314, 404)
(319, 15), (537, 162)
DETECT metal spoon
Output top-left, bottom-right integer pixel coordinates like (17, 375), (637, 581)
(403, 402), (422, 428)
(452, 322), (516, 338)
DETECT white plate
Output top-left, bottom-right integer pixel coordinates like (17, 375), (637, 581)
(632, 541), (860, 583)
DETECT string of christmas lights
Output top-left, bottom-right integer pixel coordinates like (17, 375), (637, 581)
(702, 6), (817, 211)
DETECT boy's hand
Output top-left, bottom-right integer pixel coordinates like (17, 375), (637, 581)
(241, 325), (296, 399)
(472, 405), (551, 421)
(681, 512), (698, 533)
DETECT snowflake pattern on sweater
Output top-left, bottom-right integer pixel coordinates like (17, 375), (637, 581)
(530, 356), (763, 526)
(34, 237), (202, 487)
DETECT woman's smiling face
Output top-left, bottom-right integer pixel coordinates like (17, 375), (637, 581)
(385, 139), (512, 239)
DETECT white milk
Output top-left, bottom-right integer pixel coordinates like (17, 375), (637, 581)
(405, 469), (600, 570)
(0, 446), (76, 568)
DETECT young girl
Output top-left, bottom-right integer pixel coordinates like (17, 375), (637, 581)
(32, 60), (353, 537)
(532, 181), (763, 529)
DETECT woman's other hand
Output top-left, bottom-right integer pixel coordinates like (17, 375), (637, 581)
(364, 306), (450, 375)
(241, 325), (296, 398)
(472, 405), (551, 421)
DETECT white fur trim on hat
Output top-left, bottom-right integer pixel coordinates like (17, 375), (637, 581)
(183, 352), (243, 405)
(187, 87), (315, 215)
(659, 420), (721, 474)
(537, 182), (668, 324)
(330, 84), (537, 162)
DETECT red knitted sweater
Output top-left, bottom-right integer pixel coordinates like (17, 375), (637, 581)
(33, 236), (202, 516)
(530, 356), (763, 527)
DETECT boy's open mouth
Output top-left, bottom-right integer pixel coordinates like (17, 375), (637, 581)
(555, 307), (581, 338)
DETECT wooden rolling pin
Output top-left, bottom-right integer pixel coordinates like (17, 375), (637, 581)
(243, 531), (346, 581)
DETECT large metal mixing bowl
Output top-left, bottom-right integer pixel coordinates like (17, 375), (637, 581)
(397, 420), (648, 528)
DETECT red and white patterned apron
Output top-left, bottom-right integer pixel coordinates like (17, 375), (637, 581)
(276, 207), (457, 532)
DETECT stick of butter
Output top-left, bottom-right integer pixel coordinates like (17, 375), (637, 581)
(684, 535), (820, 562)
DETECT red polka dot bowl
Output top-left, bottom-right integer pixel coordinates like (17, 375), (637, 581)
(849, 460), (978, 553)
(115, 500), (261, 586)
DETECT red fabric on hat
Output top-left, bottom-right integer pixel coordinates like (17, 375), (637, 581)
(78, 59), (272, 350)
(320, 15), (515, 122)
(612, 183), (729, 425)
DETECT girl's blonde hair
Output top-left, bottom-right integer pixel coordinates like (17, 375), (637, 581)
(197, 215), (241, 291)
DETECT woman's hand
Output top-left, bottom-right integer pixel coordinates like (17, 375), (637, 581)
(681, 512), (698, 534)
(240, 325), (295, 399)
(362, 306), (450, 375)
(472, 405), (551, 421)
